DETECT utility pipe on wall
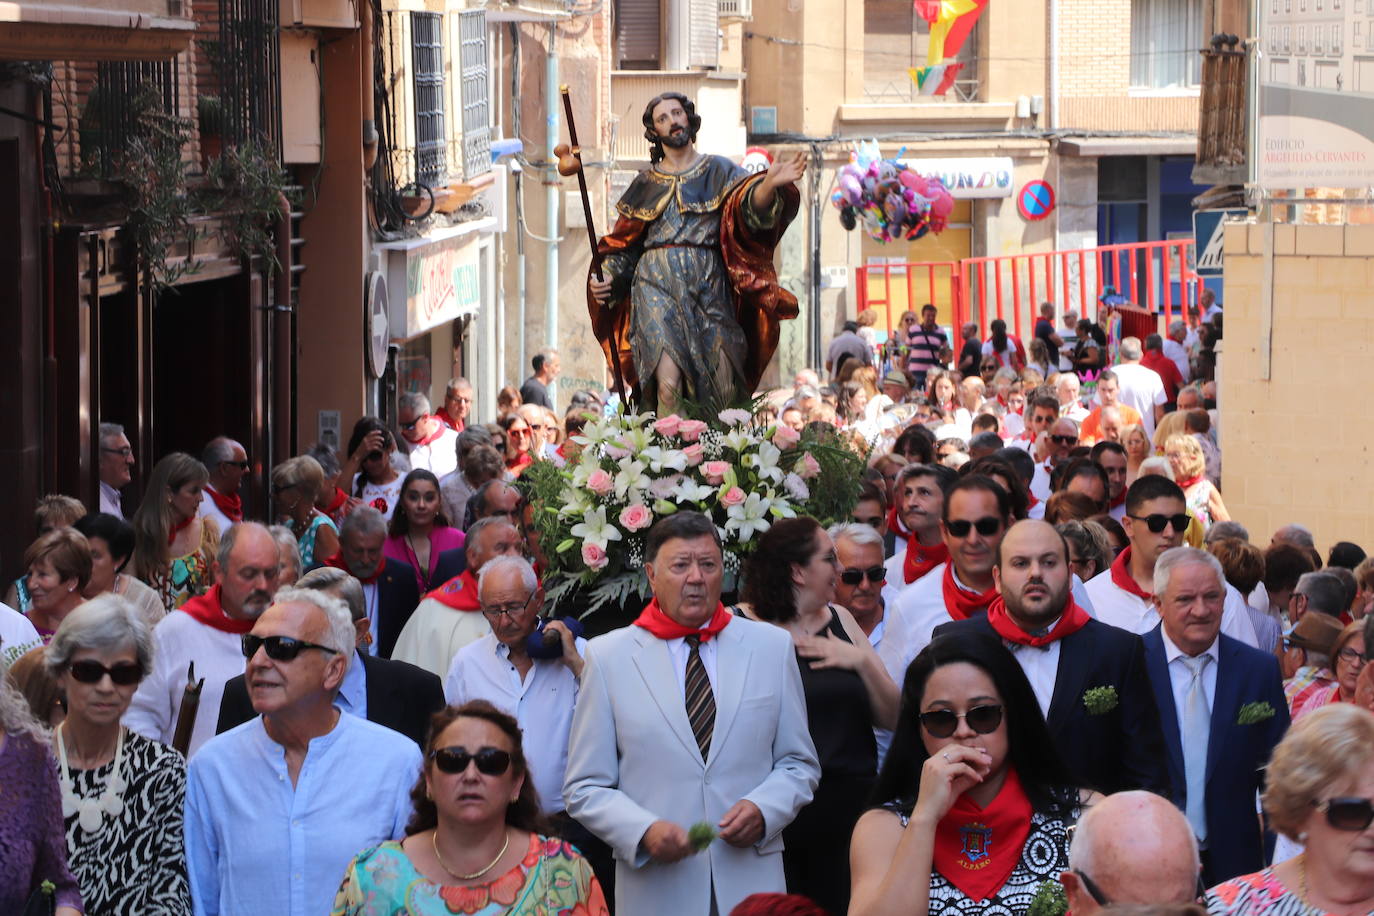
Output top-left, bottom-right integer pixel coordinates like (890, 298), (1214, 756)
(544, 22), (559, 405)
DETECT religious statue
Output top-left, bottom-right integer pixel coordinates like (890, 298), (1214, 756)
(587, 92), (806, 413)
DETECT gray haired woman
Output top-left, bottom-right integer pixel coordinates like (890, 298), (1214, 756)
(45, 595), (191, 915)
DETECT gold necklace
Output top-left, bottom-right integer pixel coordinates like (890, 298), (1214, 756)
(432, 829), (510, 881)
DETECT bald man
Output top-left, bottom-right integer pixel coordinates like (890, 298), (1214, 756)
(1061, 791), (1201, 912)
(934, 520), (1171, 796)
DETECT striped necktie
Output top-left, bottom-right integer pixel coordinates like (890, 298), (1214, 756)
(683, 635), (716, 762)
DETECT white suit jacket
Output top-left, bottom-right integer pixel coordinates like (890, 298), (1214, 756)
(564, 617), (820, 916)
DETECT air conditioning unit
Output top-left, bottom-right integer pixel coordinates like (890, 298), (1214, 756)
(719, 0), (752, 21)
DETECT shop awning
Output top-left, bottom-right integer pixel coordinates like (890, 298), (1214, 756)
(376, 217), (497, 342)
(1057, 136), (1197, 157)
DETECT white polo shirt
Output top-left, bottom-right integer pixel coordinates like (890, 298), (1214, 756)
(1083, 568), (1259, 647)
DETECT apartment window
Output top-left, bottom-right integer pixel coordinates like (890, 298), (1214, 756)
(614, 0), (717, 69)
(1284, 24), (1291, 50)
(1317, 0), (1322, 12)
(1356, 20), (1363, 36)
(1130, 0), (1203, 87)
(1298, 24), (1307, 52)
(411, 11), (446, 187)
(1314, 24), (1324, 52)
(1334, 24), (1342, 51)
(457, 10), (490, 180)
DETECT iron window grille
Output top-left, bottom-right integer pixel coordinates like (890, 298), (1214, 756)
(411, 11), (447, 188)
(458, 9), (490, 180)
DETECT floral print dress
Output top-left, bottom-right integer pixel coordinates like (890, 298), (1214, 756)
(331, 833), (608, 916)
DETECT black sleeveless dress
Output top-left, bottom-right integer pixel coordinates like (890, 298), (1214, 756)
(738, 606), (877, 915)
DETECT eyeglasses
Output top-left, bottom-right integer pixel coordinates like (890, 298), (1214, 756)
(101, 446), (134, 458)
(918, 703), (1004, 738)
(945, 516), (1003, 538)
(400, 417), (422, 431)
(68, 660), (143, 686)
(1049, 434), (1079, 446)
(1313, 796), (1374, 831)
(221, 460), (251, 471)
(481, 594), (536, 621)
(510, 428), (532, 438)
(1126, 513), (1191, 534)
(431, 745), (513, 776)
(980, 364), (998, 372)
(272, 483), (297, 495)
(241, 634), (340, 661)
(839, 566), (885, 586)
(1073, 869), (1112, 906)
(1337, 647), (1369, 667)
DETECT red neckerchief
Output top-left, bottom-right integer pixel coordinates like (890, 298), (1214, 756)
(167, 515), (194, 545)
(905, 536), (949, 584)
(325, 487), (348, 514)
(324, 551), (383, 586)
(987, 594), (1091, 648)
(1175, 474), (1204, 490)
(508, 453), (533, 474)
(434, 408), (465, 433)
(1110, 547), (1153, 601)
(932, 768), (1033, 902)
(412, 420), (446, 449)
(1109, 489), (1127, 510)
(942, 563), (999, 620)
(205, 486), (243, 523)
(886, 504), (906, 536)
(177, 585), (254, 634)
(634, 598), (732, 642)
(424, 569), (482, 612)
(1027, 491), (1040, 512)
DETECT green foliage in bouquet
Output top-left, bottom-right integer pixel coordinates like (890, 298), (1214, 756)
(1026, 879), (1067, 916)
(522, 399), (867, 617)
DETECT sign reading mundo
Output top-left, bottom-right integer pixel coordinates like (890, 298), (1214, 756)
(1256, 2), (1374, 188)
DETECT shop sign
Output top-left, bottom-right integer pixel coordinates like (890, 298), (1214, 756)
(394, 233), (481, 339)
(899, 157), (1015, 198)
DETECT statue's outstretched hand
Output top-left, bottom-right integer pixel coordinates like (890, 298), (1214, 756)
(765, 150), (807, 189)
(589, 275), (614, 306)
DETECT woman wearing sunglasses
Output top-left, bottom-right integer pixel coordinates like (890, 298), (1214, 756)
(849, 630), (1085, 915)
(737, 517), (899, 916)
(44, 594), (192, 914)
(331, 700), (608, 915)
(1207, 703), (1374, 915)
(497, 414), (535, 478)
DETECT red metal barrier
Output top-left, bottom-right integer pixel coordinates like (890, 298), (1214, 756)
(857, 239), (1204, 341)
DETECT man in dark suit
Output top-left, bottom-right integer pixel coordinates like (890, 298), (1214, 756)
(323, 505), (420, 657)
(1141, 546), (1290, 886)
(217, 566), (444, 746)
(936, 519), (1171, 796)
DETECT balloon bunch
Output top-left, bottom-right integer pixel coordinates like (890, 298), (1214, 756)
(831, 142), (955, 243)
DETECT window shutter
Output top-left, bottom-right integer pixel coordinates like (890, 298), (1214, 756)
(688, 0), (719, 68)
(411, 11), (447, 186)
(616, 0), (660, 68)
(459, 9), (490, 179)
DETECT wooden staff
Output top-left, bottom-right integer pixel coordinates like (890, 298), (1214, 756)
(553, 85), (603, 282)
(171, 660), (205, 757)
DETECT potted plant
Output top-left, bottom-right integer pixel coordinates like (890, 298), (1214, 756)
(197, 94), (224, 168)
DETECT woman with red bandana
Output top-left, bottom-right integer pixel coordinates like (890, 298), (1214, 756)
(849, 630), (1086, 915)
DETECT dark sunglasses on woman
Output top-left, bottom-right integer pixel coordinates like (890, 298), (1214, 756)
(1314, 796), (1374, 831)
(431, 745), (513, 776)
(241, 634), (340, 661)
(919, 704), (1004, 738)
(839, 566), (885, 586)
(68, 660), (143, 686)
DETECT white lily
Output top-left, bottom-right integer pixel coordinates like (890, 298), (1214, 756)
(743, 441), (784, 483)
(725, 492), (773, 543)
(674, 478), (716, 503)
(614, 458), (650, 499)
(648, 474), (684, 500)
(641, 445), (688, 474)
(569, 506), (623, 551)
(723, 429), (754, 453)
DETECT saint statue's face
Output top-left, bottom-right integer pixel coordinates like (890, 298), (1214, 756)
(651, 98), (692, 149)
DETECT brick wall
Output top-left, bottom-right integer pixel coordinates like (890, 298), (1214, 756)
(1058, 0), (1131, 98)
(1219, 222), (1374, 550)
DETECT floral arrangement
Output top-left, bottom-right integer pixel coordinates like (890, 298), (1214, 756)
(1236, 701), (1277, 726)
(522, 406), (867, 615)
(1027, 879), (1067, 916)
(1081, 686), (1119, 716)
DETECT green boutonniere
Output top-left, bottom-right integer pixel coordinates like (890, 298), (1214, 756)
(1237, 701), (1277, 725)
(1027, 879), (1068, 916)
(688, 821), (717, 853)
(1082, 686), (1119, 715)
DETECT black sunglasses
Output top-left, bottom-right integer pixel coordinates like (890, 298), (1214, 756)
(69, 659), (143, 686)
(1126, 513), (1191, 534)
(1314, 796), (1374, 831)
(1074, 869), (1111, 906)
(1050, 434), (1079, 446)
(400, 417), (422, 431)
(241, 634), (340, 661)
(431, 745), (513, 776)
(221, 460), (251, 471)
(945, 516), (1003, 538)
(839, 566), (885, 586)
(919, 703), (1003, 738)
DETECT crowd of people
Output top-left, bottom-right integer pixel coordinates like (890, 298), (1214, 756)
(4, 304), (1374, 916)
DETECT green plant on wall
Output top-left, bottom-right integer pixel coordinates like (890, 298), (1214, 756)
(119, 84), (200, 292)
(205, 139), (295, 278)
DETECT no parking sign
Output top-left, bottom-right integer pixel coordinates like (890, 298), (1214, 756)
(1017, 180), (1055, 221)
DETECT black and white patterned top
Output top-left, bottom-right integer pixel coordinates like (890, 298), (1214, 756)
(881, 801), (1072, 916)
(63, 730), (192, 915)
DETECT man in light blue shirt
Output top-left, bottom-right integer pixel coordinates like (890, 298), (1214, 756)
(185, 587), (422, 916)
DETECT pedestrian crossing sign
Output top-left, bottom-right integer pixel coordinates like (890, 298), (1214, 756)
(1192, 209), (1248, 277)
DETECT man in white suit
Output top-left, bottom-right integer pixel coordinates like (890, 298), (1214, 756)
(564, 511), (820, 915)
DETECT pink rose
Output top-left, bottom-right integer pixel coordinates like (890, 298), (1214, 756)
(702, 461), (731, 485)
(772, 424), (801, 449)
(581, 542), (609, 571)
(798, 453), (822, 479)
(720, 486), (746, 507)
(677, 419), (708, 442)
(587, 469), (614, 495)
(653, 414), (683, 437)
(682, 443), (706, 466)
(619, 504), (653, 531)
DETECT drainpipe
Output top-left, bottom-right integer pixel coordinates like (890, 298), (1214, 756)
(1048, 0), (1059, 130)
(361, 0), (378, 170)
(544, 22), (559, 404)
